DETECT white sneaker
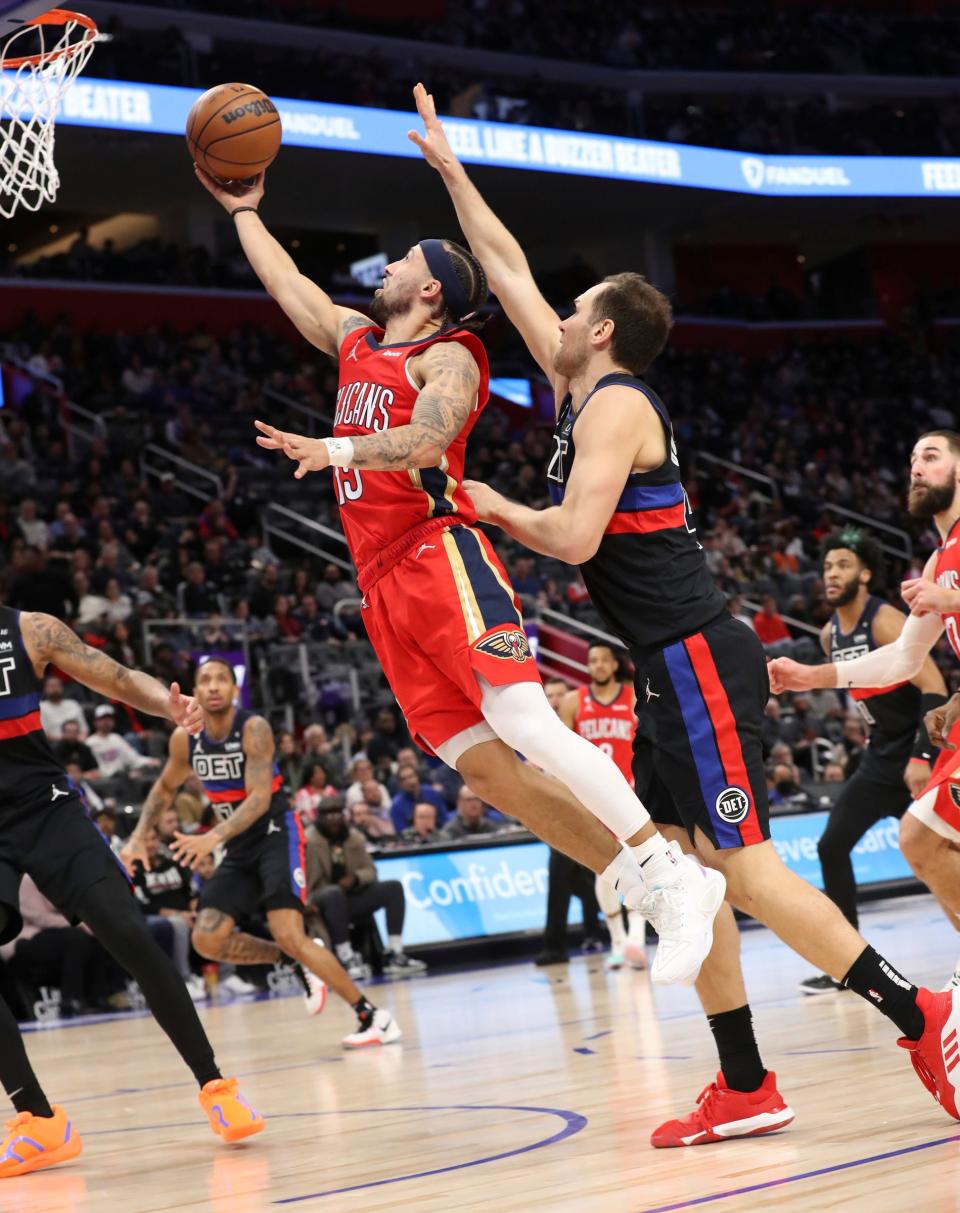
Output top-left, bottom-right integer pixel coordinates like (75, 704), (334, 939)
(382, 951), (427, 978)
(627, 843), (725, 986)
(185, 974), (206, 1002)
(624, 940), (648, 971)
(297, 939), (328, 1015)
(220, 973), (258, 997)
(942, 961), (960, 992)
(342, 1007), (402, 1049)
(343, 951), (372, 982)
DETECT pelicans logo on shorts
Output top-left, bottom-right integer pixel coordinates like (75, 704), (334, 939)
(475, 629), (531, 664)
(948, 784), (960, 811)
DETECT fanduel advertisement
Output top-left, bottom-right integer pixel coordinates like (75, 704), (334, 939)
(375, 814), (912, 946)
(8, 73), (959, 198)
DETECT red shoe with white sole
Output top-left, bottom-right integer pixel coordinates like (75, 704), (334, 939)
(651, 1071), (794, 1148)
(899, 986), (960, 1121)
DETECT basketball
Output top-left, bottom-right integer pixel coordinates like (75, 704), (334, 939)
(186, 82), (282, 182)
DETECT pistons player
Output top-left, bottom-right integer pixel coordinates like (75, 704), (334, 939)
(559, 643), (647, 970)
(126, 658), (399, 1048)
(798, 530), (947, 995)
(773, 432), (960, 993)
(196, 163), (726, 990)
(411, 84), (960, 1141)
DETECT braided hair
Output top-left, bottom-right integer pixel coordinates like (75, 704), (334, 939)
(439, 239), (489, 332)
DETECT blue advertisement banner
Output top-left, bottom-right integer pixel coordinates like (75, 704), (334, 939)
(375, 813), (912, 946)
(20, 74), (960, 198)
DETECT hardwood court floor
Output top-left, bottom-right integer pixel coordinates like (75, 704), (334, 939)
(7, 894), (960, 1213)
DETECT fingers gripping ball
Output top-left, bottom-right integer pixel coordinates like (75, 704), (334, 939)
(186, 83), (282, 183)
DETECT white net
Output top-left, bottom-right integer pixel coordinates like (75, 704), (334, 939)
(0, 10), (98, 219)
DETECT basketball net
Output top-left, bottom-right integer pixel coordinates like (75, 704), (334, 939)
(0, 8), (99, 219)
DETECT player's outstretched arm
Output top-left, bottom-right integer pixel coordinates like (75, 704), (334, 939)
(194, 166), (370, 357)
(466, 384), (652, 563)
(121, 731), (192, 873)
(255, 340), (480, 474)
(22, 613), (202, 731)
(408, 83), (562, 385)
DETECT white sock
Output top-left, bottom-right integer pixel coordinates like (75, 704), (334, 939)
(388, 935), (403, 954)
(479, 678), (650, 839)
(626, 909), (646, 941)
(594, 874), (627, 950)
(335, 942), (353, 964)
(632, 833), (681, 888)
(600, 845), (648, 905)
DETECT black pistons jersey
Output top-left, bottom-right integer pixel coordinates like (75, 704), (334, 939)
(830, 595), (922, 773)
(0, 605), (70, 808)
(188, 709), (287, 848)
(548, 373), (726, 658)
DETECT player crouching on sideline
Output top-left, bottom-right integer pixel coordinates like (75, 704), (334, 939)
(195, 158), (725, 989)
(409, 84), (960, 1137)
(125, 658), (400, 1048)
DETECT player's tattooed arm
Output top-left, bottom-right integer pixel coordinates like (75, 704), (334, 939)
(121, 732), (192, 872)
(22, 613), (200, 728)
(349, 341), (480, 470)
(208, 716), (276, 846)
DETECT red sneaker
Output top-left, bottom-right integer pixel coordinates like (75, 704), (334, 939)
(898, 986), (960, 1120)
(651, 1071), (794, 1148)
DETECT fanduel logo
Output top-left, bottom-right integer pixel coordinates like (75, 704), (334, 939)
(740, 157), (851, 191)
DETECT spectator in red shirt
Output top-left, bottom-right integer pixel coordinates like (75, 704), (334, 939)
(752, 595), (791, 646)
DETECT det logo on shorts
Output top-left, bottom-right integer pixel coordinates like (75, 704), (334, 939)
(474, 629), (531, 664)
(715, 786), (751, 824)
(293, 866), (306, 890)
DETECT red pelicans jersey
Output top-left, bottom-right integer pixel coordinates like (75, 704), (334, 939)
(573, 683), (636, 786)
(334, 324), (490, 577)
(935, 522), (960, 661)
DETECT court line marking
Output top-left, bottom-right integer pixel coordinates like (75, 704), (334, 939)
(638, 1131), (960, 1213)
(83, 1104), (587, 1202)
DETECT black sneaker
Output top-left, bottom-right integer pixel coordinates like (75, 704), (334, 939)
(799, 973), (843, 995)
(534, 950), (569, 966)
(383, 951), (427, 978)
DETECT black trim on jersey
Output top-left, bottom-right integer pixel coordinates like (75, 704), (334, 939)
(363, 325), (472, 353)
(588, 682), (628, 709)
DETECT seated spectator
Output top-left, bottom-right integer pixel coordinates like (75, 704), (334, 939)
(87, 704), (160, 781)
(53, 718), (99, 776)
(66, 760), (104, 815)
(40, 675), (89, 741)
(350, 797), (397, 843)
(131, 827), (203, 1000)
(277, 729), (305, 794)
(295, 760), (338, 825)
(366, 706), (408, 766)
(0, 875), (116, 1017)
(344, 756), (390, 813)
(174, 773), (208, 828)
(441, 787), (501, 840)
(822, 761), (846, 783)
(399, 802), (442, 847)
(314, 562), (354, 614)
(753, 595), (791, 646)
(305, 796), (425, 979)
(302, 722), (345, 786)
(176, 561), (222, 618)
(91, 804), (118, 843)
(390, 764), (447, 833)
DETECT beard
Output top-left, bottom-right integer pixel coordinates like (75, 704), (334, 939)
(553, 332), (589, 379)
(592, 673), (614, 687)
(908, 481), (957, 519)
(370, 282), (416, 326)
(825, 577), (861, 608)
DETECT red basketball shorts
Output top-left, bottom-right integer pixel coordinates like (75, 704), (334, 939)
(909, 720), (960, 841)
(360, 524), (541, 756)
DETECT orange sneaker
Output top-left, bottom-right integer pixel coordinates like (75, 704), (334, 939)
(199, 1079), (264, 1143)
(0, 1106), (82, 1177)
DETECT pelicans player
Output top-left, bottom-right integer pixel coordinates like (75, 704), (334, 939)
(560, 643), (647, 970)
(195, 163), (726, 989)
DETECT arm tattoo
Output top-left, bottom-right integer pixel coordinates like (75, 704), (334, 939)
(339, 314), (372, 346)
(350, 342), (480, 470)
(136, 780), (174, 838)
(210, 717), (275, 845)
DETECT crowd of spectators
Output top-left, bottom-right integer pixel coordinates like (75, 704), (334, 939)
(63, 7), (960, 155)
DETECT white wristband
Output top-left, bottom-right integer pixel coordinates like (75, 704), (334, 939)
(322, 436), (355, 467)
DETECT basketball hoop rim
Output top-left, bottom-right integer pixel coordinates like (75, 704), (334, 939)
(2, 8), (97, 70)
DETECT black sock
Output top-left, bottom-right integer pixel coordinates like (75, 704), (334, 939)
(0, 994), (53, 1118)
(353, 996), (375, 1029)
(707, 1005), (766, 1092)
(843, 945), (924, 1040)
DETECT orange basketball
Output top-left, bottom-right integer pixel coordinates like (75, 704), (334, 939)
(186, 82), (282, 182)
